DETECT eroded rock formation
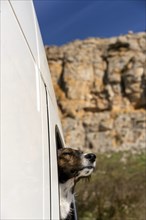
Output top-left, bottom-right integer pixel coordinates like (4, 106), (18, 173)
(46, 32), (146, 153)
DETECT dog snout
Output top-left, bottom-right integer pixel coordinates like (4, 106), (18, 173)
(85, 153), (96, 163)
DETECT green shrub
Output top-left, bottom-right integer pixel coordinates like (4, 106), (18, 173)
(76, 152), (146, 220)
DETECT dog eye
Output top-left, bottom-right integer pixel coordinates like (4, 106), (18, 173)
(76, 151), (83, 156)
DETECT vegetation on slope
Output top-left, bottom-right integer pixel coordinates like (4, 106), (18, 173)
(76, 152), (146, 220)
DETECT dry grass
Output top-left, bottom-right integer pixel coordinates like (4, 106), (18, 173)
(76, 152), (146, 220)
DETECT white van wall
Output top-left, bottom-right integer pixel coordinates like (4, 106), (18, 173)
(1, 1), (63, 219)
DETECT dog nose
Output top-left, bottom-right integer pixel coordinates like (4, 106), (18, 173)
(85, 153), (96, 162)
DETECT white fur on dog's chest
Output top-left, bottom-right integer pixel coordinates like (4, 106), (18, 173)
(60, 179), (75, 219)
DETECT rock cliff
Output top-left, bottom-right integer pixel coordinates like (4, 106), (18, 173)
(45, 32), (146, 153)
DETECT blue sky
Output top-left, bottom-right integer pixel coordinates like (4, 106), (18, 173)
(33, 0), (145, 46)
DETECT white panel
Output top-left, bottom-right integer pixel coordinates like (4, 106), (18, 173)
(9, 0), (38, 64)
(10, 0), (58, 111)
(1, 1), (50, 219)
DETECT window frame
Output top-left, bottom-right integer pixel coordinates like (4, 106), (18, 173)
(55, 125), (78, 220)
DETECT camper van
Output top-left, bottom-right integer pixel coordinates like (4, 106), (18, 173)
(1, 1), (77, 219)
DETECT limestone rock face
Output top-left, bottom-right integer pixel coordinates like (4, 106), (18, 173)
(46, 32), (146, 153)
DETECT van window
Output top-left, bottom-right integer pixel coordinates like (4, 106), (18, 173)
(55, 126), (78, 220)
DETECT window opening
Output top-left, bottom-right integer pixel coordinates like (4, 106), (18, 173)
(55, 126), (78, 220)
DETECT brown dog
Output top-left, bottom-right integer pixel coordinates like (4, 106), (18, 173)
(58, 148), (96, 219)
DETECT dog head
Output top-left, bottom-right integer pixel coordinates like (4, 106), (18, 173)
(58, 148), (96, 183)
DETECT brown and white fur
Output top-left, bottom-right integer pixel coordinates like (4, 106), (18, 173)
(58, 148), (96, 220)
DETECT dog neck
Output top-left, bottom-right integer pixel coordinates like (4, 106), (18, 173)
(60, 178), (75, 219)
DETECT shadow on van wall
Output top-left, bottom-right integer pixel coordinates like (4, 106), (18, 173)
(76, 152), (146, 220)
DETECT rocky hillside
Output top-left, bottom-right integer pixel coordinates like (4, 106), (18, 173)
(45, 32), (146, 153)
